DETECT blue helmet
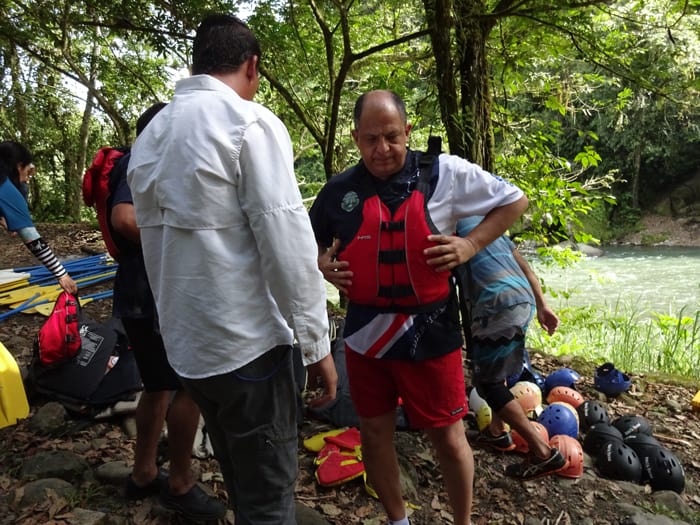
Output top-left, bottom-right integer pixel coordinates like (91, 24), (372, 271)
(594, 362), (632, 397)
(537, 402), (579, 439)
(544, 367), (581, 395)
(506, 348), (545, 392)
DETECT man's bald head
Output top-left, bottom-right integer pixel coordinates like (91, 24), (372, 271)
(353, 90), (407, 130)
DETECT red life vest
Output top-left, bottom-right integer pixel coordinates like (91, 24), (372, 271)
(82, 147), (127, 258)
(337, 157), (450, 312)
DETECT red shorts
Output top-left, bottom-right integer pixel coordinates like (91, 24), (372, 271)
(345, 348), (467, 429)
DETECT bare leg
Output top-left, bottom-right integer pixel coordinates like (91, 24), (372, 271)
(425, 420), (473, 525)
(164, 390), (201, 494)
(494, 399), (550, 459)
(359, 412), (405, 521)
(131, 390), (171, 485)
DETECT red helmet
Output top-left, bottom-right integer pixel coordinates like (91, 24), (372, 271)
(550, 434), (584, 478)
(546, 386), (585, 409)
(511, 421), (550, 454)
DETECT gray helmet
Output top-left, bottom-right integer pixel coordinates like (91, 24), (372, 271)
(640, 446), (685, 493)
(596, 441), (642, 483)
(577, 399), (609, 433)
(624, 432), (662, 456)
(612, 414), (653, 439)
(583, 423), (623, 456)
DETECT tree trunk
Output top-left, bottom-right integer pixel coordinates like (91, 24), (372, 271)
(422, 0), (462, 157)
(424, 0), (498, 169)
(72, 41), (101, 222)
(631, 142), (642, 209)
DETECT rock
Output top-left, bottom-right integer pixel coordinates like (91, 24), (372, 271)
(296, 501), (332, 525)
(122, 416), (137, 438)
(618, 502), (693, 524)
(651, 490), (693, 520)
(18, 477), (74, 506)
(19, 450), (92, 484)
(664, 398), (683, 413)
(94, 461), (131, 486)
(64, 507), (107, 525)
(28, 402), (67, 435)
(554, 240), (605, 257)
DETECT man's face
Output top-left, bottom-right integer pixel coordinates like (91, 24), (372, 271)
(351, 97), (411, 180)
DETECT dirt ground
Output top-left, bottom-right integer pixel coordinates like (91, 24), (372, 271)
(0, 221), (699, 525)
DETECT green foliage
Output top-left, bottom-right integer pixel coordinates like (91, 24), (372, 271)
(528, 303), (700, 379)
(0, 0), (697, 230)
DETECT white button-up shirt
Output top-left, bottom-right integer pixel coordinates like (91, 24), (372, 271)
(128, 75), (329, 379)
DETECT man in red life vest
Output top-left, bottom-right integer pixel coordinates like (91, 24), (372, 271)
(309, 90), (528, 525)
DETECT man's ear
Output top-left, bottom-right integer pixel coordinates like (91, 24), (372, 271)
(246, 55), (259, 80)
(351, 129), (359, 145)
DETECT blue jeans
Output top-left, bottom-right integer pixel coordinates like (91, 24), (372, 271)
(180, 345), (298, 525)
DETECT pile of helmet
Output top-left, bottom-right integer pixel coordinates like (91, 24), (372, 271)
(508, 359), (585, 479)
(470, 354), (686, 490)
(580, 403), (685, 493)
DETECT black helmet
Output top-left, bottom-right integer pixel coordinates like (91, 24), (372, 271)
(577, 400), (609, 432)
(582, 423), (623, 456)
(612, 414), (652, 439)
(624, 433), (662, 456)
(640, 446), (685, 493)
(596, 441), (642, 483)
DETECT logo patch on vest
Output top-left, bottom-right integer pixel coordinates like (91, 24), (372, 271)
(341, 191), (360, 212)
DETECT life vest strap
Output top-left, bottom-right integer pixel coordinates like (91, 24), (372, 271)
(381, 220), (405, 232)
(378, 250), (406, 264)
(378, 285), (415, 299)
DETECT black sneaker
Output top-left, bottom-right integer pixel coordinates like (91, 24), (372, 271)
(505, 448), (568, 480)
(160, 483), (227, 521)
(468, 429), (516, 452)
(124, 469), (167, 500)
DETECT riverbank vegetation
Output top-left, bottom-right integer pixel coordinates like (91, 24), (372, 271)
(528, 302), (700, 381)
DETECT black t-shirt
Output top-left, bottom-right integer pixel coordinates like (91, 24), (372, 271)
(108, 152), (156, 320)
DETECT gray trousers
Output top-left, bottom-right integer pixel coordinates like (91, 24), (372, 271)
(181, 345), (298, 525)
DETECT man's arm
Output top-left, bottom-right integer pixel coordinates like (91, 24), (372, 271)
(111, 202), (140, 243)
(461, 195), (529, 255)
(425, 195), (529, 272)
(513, 248), (559, 335)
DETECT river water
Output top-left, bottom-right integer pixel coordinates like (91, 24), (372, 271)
(530, 245), (700, 317)
(324, 245), (699, 317)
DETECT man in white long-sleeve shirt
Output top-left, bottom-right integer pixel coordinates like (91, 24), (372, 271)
(127, 14), (337, 525)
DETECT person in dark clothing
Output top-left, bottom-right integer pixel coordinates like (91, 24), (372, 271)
(108, 103), (226, 521)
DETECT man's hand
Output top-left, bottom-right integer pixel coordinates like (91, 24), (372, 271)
(318, 239), (353, 294)
(424, 235), (477, 272)
(305, 353), (338, 408)
(537, 305), (560, 336)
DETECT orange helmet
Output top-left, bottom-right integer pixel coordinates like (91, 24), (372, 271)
(550, 434), (584, 478)
(511, 421), (550, 454)
(546, 386), (585, 409)
(510, 381), (543, 416)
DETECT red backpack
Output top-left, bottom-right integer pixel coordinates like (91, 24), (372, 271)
(82, 147), (127, 258)
(36, 292), (81, 366)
